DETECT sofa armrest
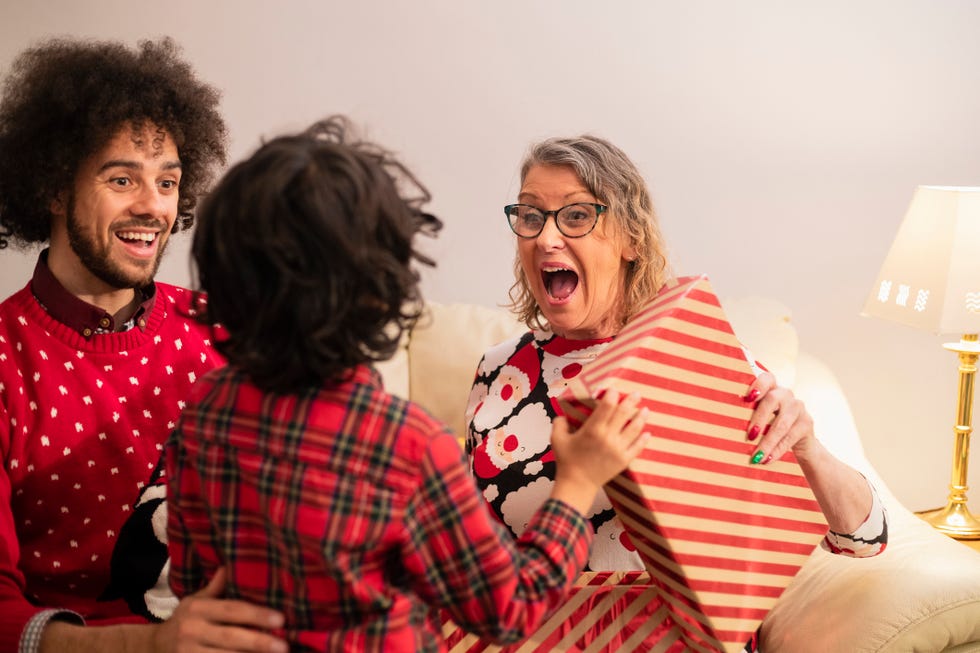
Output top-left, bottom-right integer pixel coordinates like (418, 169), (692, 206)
(763, 516), (980, 652)
(763, 351), (980, 652)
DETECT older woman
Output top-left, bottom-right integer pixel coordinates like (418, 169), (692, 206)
(464, 134), (887, 649)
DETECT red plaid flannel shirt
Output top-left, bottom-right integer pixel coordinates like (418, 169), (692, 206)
(166, 364), (592, 652)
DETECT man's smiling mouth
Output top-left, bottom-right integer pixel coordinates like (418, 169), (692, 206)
(116, 231), (157, 248)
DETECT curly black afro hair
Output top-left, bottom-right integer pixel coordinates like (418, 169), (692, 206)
(0, 36), (227, 248)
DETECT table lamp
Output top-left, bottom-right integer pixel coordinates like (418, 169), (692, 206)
(862, 185), (980, 539)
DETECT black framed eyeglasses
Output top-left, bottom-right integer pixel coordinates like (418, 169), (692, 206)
(504, 202), (607, 238)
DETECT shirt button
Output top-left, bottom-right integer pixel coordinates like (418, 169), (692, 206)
(99, 317), (110, 328)
(138, 318), (146, 328)
(82, 328), (93, 337)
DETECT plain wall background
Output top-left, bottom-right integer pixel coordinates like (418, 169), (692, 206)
(2, 0), (979, 512)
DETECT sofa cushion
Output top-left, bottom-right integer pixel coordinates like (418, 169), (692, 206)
(373, 333), (410, 400)
(791, 352), (871, 479)
(407, 302), (525, 439)
(722, 295), (799, 389)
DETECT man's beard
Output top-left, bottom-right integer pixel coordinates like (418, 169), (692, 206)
(65, 198), (169, 290)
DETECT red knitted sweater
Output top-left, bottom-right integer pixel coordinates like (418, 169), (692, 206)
(0, 281), (223, 650)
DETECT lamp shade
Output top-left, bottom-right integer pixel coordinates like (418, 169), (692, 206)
(862, 186), (980, 335)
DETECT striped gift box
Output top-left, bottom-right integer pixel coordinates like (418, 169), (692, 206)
(441, 571), (687, 653)
(556, 274), (828, 652)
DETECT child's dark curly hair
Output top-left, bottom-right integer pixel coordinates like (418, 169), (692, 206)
(192, 116), (442, 394)
(0, 36), (227, 248)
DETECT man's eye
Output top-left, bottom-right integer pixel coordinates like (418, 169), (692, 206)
(110, 177), (131, 187)
(160, 179), (179, 190)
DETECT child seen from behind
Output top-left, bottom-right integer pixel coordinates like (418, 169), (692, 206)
(165, 116), (650, 651)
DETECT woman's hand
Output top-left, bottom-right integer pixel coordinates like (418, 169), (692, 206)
(743, 372), (817, 465)
(154, 568), (288, 653)
(549, 389), (650, 514)
(743, 372), (874, 534)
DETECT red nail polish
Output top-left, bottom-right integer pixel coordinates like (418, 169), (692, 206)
(763, 454), (773, 464)
(744, 388), (760, 402)
(747, 425), (760, 441)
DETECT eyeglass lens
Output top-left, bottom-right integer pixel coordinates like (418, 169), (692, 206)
(507, 203), (600, 237)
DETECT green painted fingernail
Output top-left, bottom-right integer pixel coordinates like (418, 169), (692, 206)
(750, 450), (765, 465)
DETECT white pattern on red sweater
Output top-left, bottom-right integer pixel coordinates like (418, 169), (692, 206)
(0, 282), (222, 651)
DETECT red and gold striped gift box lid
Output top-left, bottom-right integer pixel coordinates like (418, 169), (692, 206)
(558, 274), (828, 653)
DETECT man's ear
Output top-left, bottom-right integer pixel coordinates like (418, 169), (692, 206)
(49, 191), (71, 219)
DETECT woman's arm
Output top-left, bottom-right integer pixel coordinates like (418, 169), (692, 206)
(745, 375), (878, 535)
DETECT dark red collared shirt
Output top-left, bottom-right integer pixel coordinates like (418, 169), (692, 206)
(30, 249), (155, 337)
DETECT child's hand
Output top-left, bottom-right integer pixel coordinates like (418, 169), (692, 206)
(549, 390), (650, 515)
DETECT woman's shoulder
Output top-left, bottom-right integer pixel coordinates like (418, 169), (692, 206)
(490, 329), (538, 354)
(475, 330), (540, 376)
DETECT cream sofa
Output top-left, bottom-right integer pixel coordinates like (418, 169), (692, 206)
(376, 298), (980, 653)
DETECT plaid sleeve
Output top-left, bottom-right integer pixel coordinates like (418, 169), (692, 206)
(164, 429), (204, 597)
(401, 432), (591, 645)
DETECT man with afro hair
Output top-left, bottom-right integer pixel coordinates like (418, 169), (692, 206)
(0, 37), (286, 653)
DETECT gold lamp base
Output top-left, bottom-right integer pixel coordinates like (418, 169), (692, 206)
(918, 335), (980, 540)
(917, 504), (980, 540)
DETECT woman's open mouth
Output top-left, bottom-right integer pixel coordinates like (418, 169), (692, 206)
(543, 266), (579, 300)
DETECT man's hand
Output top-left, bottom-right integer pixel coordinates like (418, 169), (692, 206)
(154, 568), (288, 653)
(40, 568), (288, 653)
